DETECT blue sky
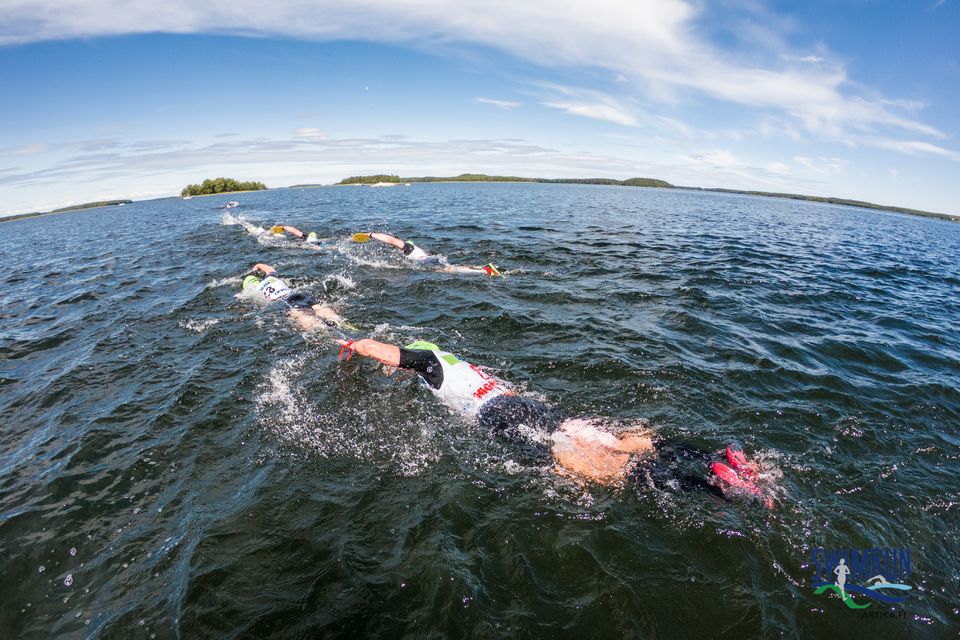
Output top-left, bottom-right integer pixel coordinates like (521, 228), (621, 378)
(1, 0), (958, 216)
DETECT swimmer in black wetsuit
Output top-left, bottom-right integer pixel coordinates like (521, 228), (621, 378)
(335, 337), (774, 506)
(242, 263), (347, 331)
(359, 232), (501, 276)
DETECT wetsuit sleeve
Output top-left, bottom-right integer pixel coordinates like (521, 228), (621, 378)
(401, 241), (416, 256)
(397, 348), (444, 389)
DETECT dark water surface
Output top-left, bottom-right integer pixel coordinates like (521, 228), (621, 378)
(1, 183), (958, 638)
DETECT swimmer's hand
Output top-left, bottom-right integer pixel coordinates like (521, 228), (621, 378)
(251, 263), (275, 275)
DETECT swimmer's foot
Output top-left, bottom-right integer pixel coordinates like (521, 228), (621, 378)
(482, 263), (502, 277)
(710, 457), (774, 509)
(725, 446), (751, 477)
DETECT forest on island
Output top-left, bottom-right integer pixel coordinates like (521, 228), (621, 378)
(337, 174), (674, 187)
(181, 178), (267, 196)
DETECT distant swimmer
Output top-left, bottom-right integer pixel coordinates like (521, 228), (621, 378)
(353, 232), (501, 276)
(243, 263), (347, 331)
(225, 201), (239, 209)
(334, 337), (775, 506)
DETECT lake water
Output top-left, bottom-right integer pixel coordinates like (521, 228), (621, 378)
(1, 183), (958, 637)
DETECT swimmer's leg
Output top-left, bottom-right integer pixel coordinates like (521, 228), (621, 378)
(287, 303), (349, 332)
(615, 432), (655, 454)
(632, 440), (725, 497)
(438, 264), (502, 277)
(309, 303), (345, 326)
(438, 264), (484, 274)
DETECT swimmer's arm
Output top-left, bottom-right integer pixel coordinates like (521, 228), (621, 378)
(369, 233), (405, 250)
(336, 338), (401, 367)
(252, 263), (277, 276)
(281, 226), (305, 239)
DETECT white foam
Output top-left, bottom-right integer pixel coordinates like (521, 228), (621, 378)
(254, 353), (446, 473)
(220, 212), (241, 226)
(325, 273), (356, 291)
(343, 253), (405, 270)
(205, 276), (241, 289)
(179, 318), (221, 333)
(257, 354), (306, 429)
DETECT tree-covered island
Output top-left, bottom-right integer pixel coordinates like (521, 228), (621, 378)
(181, 178), (267, 197)
(51, 200), (133, 213)
(337, 173), (672, 188)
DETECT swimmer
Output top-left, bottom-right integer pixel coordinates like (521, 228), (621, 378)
(355, 232), (501, 276)
(243, 263), (347, 331)
(335, 337), (774, 506)
(263, 225), (324, 245)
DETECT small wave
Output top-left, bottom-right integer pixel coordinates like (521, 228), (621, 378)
(342, 253), (405, 270)
(324, 273), (356, 293)
(178, 318), (221, 333)
(255, 353), (443, 472)
(206, 276), (242, 289)
(257, 353), (308, 429)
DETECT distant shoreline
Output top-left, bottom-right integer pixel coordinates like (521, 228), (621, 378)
(0, 199), (131, 223)
(3, 177), (957, 224)
(334, 173), (959, 223)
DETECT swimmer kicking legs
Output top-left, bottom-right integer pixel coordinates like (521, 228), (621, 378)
(335, 337), (773, 505)
(361, 232), (501, 276)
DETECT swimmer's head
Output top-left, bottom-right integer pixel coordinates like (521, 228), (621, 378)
(405, 340), (440, 351)
(306, 231), (319, 243)
(242, 275), (260, 291)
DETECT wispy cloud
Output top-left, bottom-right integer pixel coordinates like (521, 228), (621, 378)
(864, 138), (960, 161)
(781, 54), (825, 64)
(0, 0), (945, 150)
(793, 156), (847, 176)
(541, 100), (637, 126)
(537, 84), (638, 126)
(0, 130), (833, 215)
(5, 143), (47, 155)
(295, 128), (328, 140)
(475, 97), (521, 110)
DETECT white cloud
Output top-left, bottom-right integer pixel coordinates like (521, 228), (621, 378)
(0, 132), (817, 215)
(0, 0), (945, 150)
(680, 148), (823, 189)
(865, 138), (960, 161)
(794, 155), (847, 176)
(4, 143), (48, 155)
(782, 54), (825, 64)
(541, 100), (637, 126)
(537, 84), (638, 126)
(4, 129), (954, 216)
(692, 149), (741, 168)
(767, 161), (791, 175)
(295, 128), (328, 140)
(475, 97), (521, 109)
